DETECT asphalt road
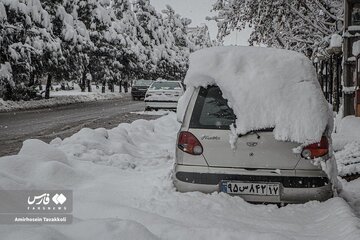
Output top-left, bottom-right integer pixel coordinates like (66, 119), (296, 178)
(0, 96), (159, 157)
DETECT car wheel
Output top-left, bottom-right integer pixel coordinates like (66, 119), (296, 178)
(145, 107), (151, 111)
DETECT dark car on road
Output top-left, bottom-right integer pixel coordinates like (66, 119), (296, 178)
(131, 80), (153, 100)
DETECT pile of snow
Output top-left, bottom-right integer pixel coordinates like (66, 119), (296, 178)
(353, 40), (360, 56)
(1, 219), (159, 240)
(336, 142), (360, 176)
(183, 46), (331, 144)
(0, 114), (360, 239)
(339, 177), (360, 217)
(333, 116), (360, 151)
(0, 85), (128, 112)
(333, 116), (360, 176)
(330, 34), (342, 49)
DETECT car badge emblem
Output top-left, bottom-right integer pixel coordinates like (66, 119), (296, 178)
(201, 135), (220, 140)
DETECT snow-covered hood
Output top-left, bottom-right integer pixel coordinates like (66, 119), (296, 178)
(183, 46), (331, 144)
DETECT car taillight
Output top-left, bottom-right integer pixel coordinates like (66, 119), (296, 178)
(177, 131), (203, 155)
(301, 136), (329, 159)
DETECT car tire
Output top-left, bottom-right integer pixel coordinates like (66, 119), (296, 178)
(145, 107), (152, 111)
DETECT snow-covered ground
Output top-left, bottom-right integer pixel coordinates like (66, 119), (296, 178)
(0, 113), (359, 239)
(0, 84), (128, 112)
(333, 116), (360, 177)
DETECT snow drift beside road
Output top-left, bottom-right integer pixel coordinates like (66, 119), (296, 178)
(184, 46), (331, 144)
(0, 85), (127, 112)
(0, 113), (359, 239)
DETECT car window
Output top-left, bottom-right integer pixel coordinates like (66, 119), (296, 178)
(149, 82), (181, 90)
(190, 86), (236, 129)
(134, 80), (152, 87)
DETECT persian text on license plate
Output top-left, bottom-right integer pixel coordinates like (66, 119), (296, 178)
(220, 181), (280, 196)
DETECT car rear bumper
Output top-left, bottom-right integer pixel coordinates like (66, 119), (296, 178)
(173, 164), (333, 204)
(131, 90), (147, 97)
(145, 100), (178, 109)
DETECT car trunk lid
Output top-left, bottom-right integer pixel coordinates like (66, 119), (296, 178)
(189, 128), (300, 169)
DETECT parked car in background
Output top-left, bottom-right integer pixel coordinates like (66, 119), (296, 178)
(144, 80), (185, 111)
(131, 79), (153, 100)
(173, 46), (335, 204)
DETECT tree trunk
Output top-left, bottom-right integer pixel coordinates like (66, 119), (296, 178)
(45, 74), (52, 99)
(4, 83), (13, 101)
(102, 81), (106, 93)
(124, 81), (128, 93)
(80, 71), (86, 92)
(87, 79), (92, 92)
(38, 76), (43, 91)
(29, 71), (35, 87)
(119, 80), (122, 93)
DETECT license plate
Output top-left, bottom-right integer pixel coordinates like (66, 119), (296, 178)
(220, 181), (280, 196)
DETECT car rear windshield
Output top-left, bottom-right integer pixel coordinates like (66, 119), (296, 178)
(149, 81), (181, 90)
(133, 80), (153, 87)
(190, 86), (236, 129)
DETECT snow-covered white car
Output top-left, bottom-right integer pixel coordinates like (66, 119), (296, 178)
(174, 46), (336, 204)
(144, 80), (185, 111)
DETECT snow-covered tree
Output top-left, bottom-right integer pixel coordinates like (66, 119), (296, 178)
(212, 0), (343, 58)
(187, 24), (213, 51)
(0, 0), (214, 100)
(54, 3), (92, 92)
(0, 0), (62, 100)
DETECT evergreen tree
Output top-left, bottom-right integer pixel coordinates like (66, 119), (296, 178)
(0, 0), (62, 100)
(0, 0), (213, 100)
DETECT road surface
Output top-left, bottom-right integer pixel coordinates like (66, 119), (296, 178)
(0, 96), (159, 157)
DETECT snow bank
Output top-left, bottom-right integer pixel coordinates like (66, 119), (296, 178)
(0, 85), (127, 112)
(0, 113), (359, 239)
(1, 219), (159, 240)
(0, 139), (86, 189)
(184, 46), (331, 144)
(333, 116), (360, 151)
(336, 142), (360, 176)
(333, 116), (360, 176)
(340, 177), (360, 217)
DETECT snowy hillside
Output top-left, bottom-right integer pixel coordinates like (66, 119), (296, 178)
(0, 113), (359, 239)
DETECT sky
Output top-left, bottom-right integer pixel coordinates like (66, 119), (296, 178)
(150, 0), (252, 46)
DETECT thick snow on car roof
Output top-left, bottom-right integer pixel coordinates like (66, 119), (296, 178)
(184, 46), (331, 144)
